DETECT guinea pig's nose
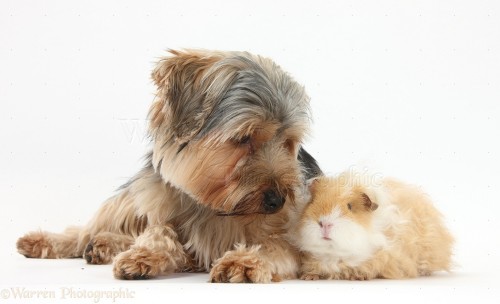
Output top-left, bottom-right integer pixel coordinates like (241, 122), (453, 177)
(262, 190), (285, 214)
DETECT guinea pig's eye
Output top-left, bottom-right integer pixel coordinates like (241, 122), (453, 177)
(347, 203), (352, 211)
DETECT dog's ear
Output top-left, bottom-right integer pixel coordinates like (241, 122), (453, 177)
(149, 49), (231, 141)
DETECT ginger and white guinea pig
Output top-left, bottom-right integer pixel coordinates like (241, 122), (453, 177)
(289, 171), (454, 280)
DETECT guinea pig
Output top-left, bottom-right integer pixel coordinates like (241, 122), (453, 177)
(288, 171), (454, 280)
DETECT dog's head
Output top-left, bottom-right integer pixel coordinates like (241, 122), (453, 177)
(149, 49), (310, 215)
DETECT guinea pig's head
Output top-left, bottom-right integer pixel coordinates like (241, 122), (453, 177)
(298, 176), (382, 265)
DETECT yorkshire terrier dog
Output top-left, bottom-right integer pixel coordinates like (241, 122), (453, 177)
(17, 49), (322, 282)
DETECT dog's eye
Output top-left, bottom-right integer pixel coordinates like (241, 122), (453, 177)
(347, 203), (352, 211)
(236, 135), (251, 145)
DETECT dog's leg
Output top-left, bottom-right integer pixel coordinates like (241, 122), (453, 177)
(84, 232), (135, 265)
(17, 226), (89, 259)
(113, 224), (187, 280)
(209, 239), (300, 283)
(17, 182), (146, 262)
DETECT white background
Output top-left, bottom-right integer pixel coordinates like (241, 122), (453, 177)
(1, 0), (499, 303)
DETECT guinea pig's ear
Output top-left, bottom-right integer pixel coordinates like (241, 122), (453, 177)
(307, 177), (321, 200)
(149, 49), (228, 141)
(361, 193), (378, 211)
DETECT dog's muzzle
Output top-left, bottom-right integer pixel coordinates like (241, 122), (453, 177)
(216, 189), (287, 216)
(261, 190), (285, 214)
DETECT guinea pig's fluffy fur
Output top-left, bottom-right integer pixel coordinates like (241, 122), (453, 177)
(288, 171), (454, 280)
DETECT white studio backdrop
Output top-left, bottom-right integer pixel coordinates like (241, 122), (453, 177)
(1, 0), (499, 303)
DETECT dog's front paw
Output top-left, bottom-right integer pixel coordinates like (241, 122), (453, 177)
(113, 247), (167, 280)
(84, 238), (114, 265)
(209, 244), (273, 283)
(84, 233), (134, 265)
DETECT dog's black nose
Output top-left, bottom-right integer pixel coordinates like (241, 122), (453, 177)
(262, 190), (285, 214)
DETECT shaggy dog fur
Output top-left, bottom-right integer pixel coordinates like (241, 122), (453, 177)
(17, 49), (322, 282)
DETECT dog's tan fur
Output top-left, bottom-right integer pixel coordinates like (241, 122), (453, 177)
(17, 49), (317, 282)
